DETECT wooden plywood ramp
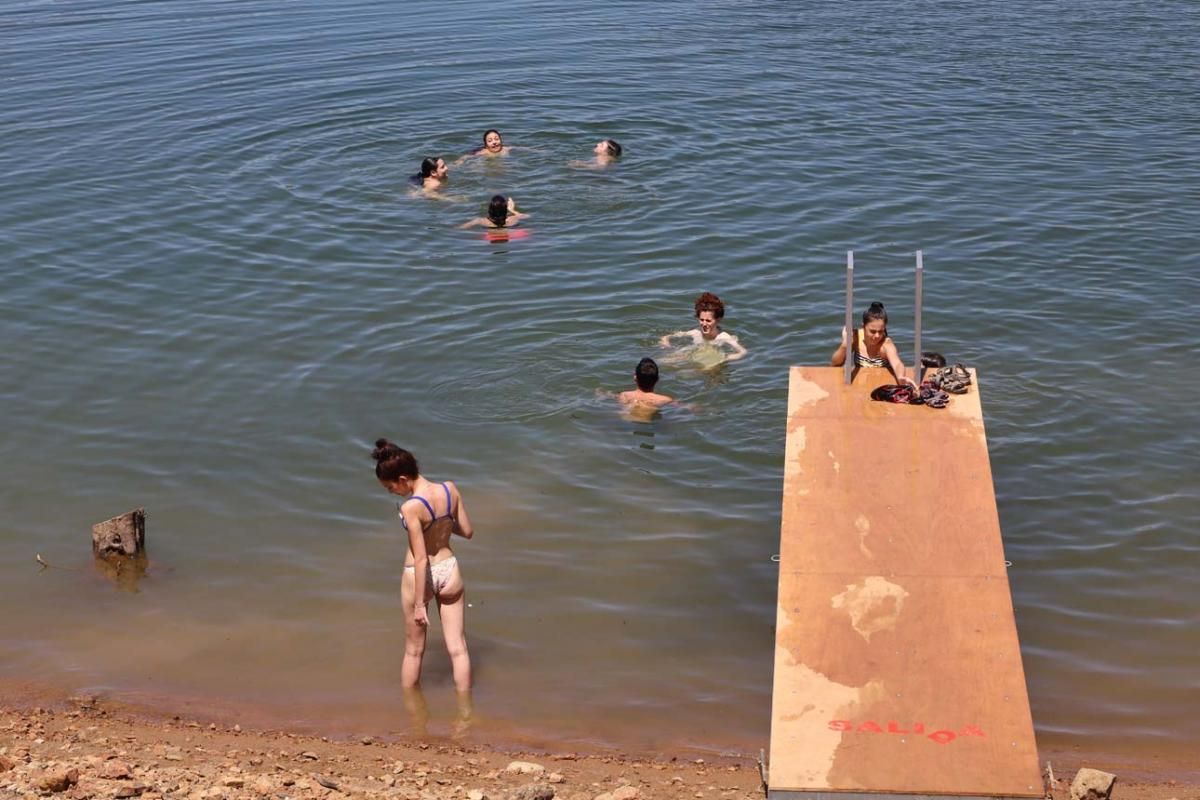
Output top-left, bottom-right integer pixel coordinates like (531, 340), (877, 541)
(769, 367), (1041, 800)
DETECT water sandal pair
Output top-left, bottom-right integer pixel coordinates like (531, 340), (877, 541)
(870, 362), (968, 408)
(929, 363), (971, 394)
(918, 381), (950, 408)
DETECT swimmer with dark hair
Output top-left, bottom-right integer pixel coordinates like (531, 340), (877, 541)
(831, 301), (916, 386)
(617, 358), (675, 409)
(454, 129), (511, 164)
(570, 138), (624, 169)
(372, 438), (475, 692)
(597, 357), (693, 417)
(460, 194), (529, 229)
(596, 139), (622, 159)
(660, 291), (748, 362)
(410, 156), (449, 194)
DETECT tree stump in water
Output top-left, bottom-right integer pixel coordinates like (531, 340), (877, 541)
(92, 508), (145, 557)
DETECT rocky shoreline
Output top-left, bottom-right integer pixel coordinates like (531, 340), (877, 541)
(1, 694), (1195, 800)
(1, 695), (764, 800)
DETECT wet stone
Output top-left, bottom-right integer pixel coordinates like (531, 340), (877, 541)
(506, 762), (546, 775)
(512, 785), (555, 800)
(1071, 768), (1117, 800)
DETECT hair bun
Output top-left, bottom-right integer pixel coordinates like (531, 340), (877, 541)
(372, 439), (393, 462)
(869, 301), (885, 311)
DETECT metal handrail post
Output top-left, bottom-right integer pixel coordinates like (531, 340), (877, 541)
(844, 251), (854, 385)
(913, 250), (924, 385)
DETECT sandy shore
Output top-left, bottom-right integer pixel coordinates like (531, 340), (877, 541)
(1, 690), (1196, 800)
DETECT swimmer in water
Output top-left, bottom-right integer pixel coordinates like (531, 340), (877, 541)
(455, 129), (511, 164)
(460, 194), (529, 228)
(372, 439), (475, 692)
(831, 301), (916, 386)
(570, 139), (623, 169)
(659, 291), (748, 362)
(617, 358), (676, 410)
(410, 156), (449, 194)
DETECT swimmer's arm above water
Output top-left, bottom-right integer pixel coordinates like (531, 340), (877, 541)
(669, 398), (700, 413)
(402, 503), (430, 626)
(831, 326), (851, 367)
(448, 481), (474, 540)
(717, 331), (748, 361)
(659, 329), (702, 347)
(505, 198), (530, 225)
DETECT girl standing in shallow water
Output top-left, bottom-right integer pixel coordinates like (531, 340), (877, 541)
(831, 301), (916, 386)
(372, 439), (474, 691)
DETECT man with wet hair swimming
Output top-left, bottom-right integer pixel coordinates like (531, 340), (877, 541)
(617, 357), (675, 409)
